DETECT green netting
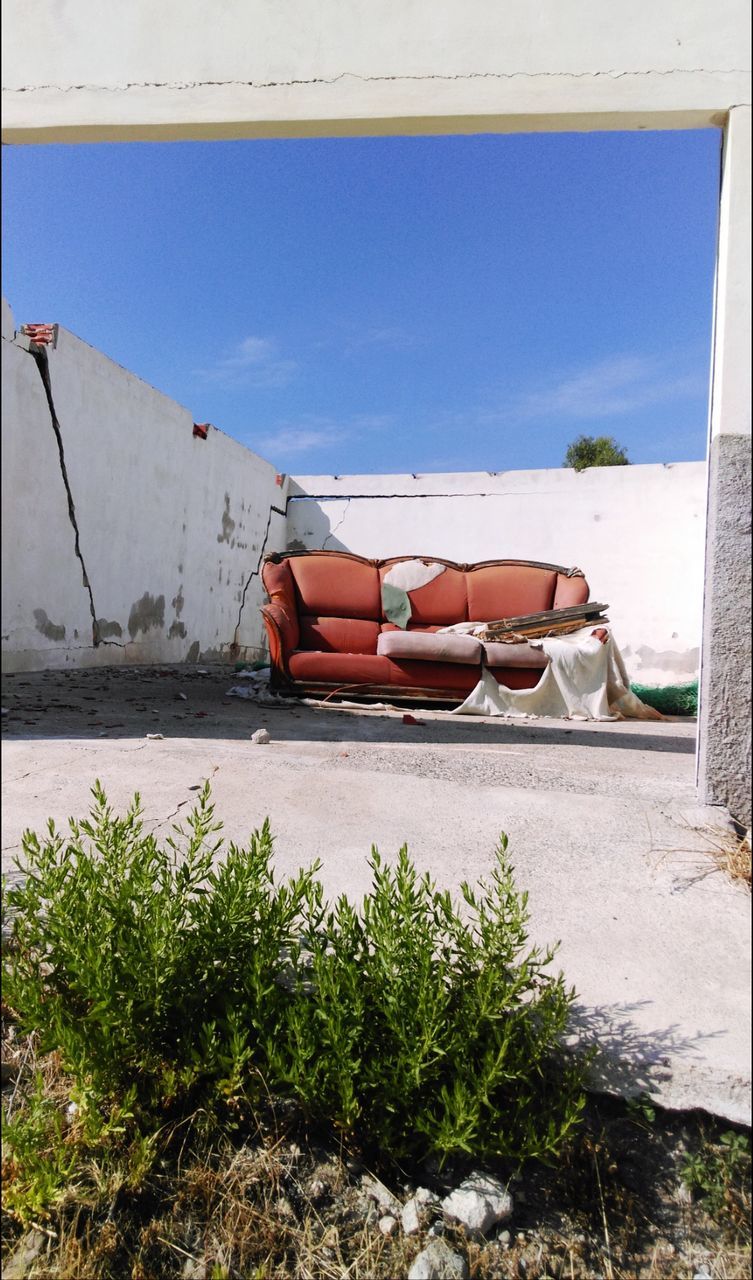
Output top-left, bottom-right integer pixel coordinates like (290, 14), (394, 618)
(630, 680), (698, 716)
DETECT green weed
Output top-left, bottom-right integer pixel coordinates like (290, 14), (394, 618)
(3, 783), (589, 1190)
(682, 1129), (751, 1222)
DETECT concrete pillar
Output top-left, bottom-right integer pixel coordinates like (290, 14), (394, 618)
(697, 106), (752, 826)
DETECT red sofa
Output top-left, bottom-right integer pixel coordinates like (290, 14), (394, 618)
(260, 550), (590, 703)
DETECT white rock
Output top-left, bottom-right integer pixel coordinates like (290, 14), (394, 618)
(145, 732), (165, 740)
(441, 1172), (513, 1235)
(4, 1231), (47, 1280)
(251, 728), (271, 744)
(402, 1196), (422, 1235)
(408, 1239), (469, 1280)
(362, 1175), (401, 1216)
(379, 1214), (398, 1237)
(415, 1186), (440, 1208)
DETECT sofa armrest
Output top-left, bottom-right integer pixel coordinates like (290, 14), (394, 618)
(553, 571), (590, 610)
(261, 601), (298, 679)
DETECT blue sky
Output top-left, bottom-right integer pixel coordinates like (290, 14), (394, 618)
(2, 129), (721, 475)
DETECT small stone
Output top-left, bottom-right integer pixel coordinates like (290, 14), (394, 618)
(441, 1172), (513, 1235)
(415, 1186), (441, 1208)
(275, 1196), (295, 1221)
(5, 1231), (47, 1280)
(362, 1175), (401, 1216)
(251, 728), (270, 744)
(498, 1230), (511, 1246)
(145, 732), (164, 740)
(379, 1214), (398, 1237)
(408, 1239), (469, 1280)
(307, 1178), (327, 1201)
(402, 1196), (423, 1235)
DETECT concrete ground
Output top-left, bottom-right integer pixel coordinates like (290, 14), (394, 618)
(2, 664), (750, 1126)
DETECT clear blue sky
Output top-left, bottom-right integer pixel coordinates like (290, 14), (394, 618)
(2, 129), (721, 475)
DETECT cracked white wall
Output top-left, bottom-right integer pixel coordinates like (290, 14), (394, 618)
(2, 0), (749, 142)
(288, 466), (707, 687)
(1, 299), (289, 673)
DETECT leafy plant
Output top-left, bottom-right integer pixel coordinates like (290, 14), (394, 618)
(564, 435), (630, 470)
(3, 784), (590, 1170)
(682, 1129), (752, 1221)
(2, 1071), (79, 1226)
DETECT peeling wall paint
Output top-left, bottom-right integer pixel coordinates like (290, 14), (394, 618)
(1, 299), (290, 673)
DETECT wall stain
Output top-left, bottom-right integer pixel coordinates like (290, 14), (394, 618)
(217, 493), (236, 544)
(33, 608), (66, 641)
(171, 586), (185, 617)
(127, 592), (165, 640)
(97, 618), (123, 639)
(199, 646), (226, 661)
(636, 644), (700, 673)
(168, 620), (187, 639)
(186, 640), (201, 663)
(287, 537), (307, 552)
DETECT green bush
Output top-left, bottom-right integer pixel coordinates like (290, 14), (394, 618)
(3, 784), (588, 1165)
(564, 435), (630, 470)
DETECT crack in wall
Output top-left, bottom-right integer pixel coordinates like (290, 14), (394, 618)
(322, 498), (352, 548)
(290, 489), (565, 502)
(5, 67), (749, 94)
(26, 346), (124, 650)
(232, 503), (286, 646)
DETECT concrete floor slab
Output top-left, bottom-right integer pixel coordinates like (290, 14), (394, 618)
(2, 665), (750, 1125)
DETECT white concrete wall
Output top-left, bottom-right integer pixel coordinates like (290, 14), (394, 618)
(288, 466), (707, 687)
(2, 0), (749, 143)
(1, 301), (288, 673)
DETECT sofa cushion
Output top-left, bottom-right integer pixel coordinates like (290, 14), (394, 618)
(288, 651), (393, 684)
(289, 554), (381, 621)
(466, 564), (557, 621)
(299, 615), (380, 654)
(483, 641), (549, 669)
(377, 629), (482, 664)
(379, 560), (468, 625)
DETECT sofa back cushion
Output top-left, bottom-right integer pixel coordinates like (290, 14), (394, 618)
(288, 553), (381, 621)
(379, 559), (468, 626)
(465, 564), (557, 621)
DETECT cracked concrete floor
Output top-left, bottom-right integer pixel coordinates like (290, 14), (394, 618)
(2, 664), (750, 1126)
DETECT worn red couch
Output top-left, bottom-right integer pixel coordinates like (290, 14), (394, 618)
(261, 550), (590, 702)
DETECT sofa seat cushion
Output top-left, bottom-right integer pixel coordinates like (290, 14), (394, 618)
(289, 651), (392, 685)
(299, 615), (380, 654)
(483, 641), (549, 669)
(377, 629), (482, 664)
